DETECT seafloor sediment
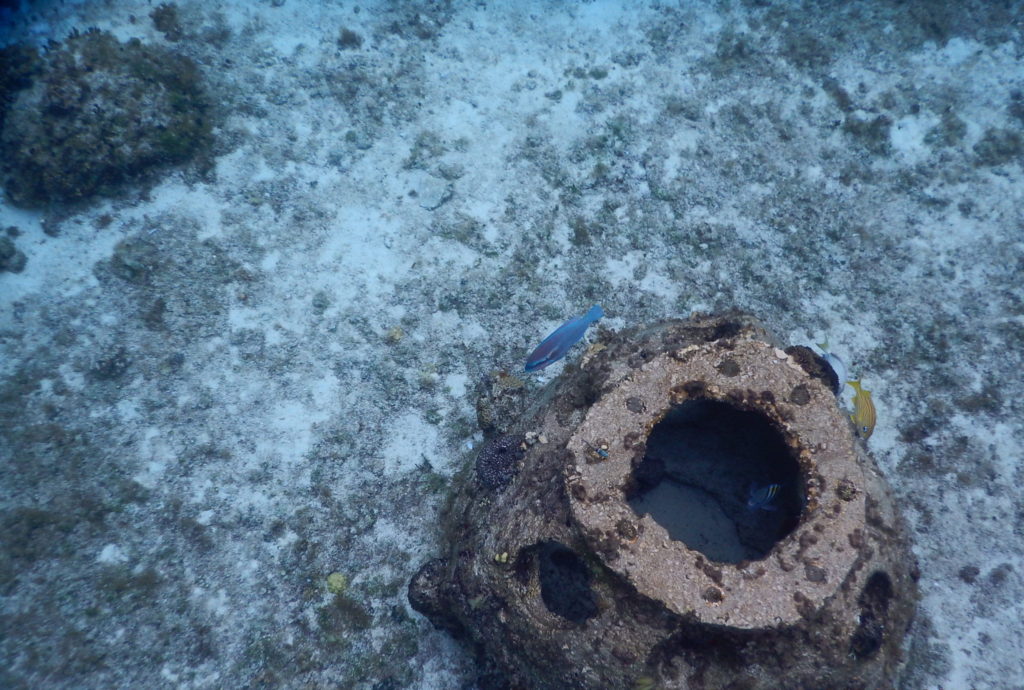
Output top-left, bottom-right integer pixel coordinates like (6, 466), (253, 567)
(1, 1), (1022, 688)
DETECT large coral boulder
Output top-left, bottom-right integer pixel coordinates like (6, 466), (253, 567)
(0, 29), (210, 207)
(410, 313), (918, 689)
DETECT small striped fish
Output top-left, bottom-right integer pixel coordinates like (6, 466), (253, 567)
(847, 379), (876, 440)
(747, 483), (782, 511)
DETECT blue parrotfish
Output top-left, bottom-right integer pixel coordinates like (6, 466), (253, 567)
(746, 483), (781, 511)
(847, 379), (876, 440)
(524, 304), (604, 372)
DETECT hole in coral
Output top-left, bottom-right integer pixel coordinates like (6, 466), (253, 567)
(626, 398), (803, 563)
(850, 571), (894, 659)
(535, 541), (598, 624)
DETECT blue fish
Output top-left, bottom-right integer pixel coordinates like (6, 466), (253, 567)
(524, 305), (604, 372)
(746, 483), (781, 511)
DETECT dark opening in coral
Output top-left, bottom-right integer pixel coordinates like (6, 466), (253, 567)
(536, 541), (598, 624)
(850, 571), (894, 659)
(627, 398), (803, 563)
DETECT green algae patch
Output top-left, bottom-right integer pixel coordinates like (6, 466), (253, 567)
(326, 572), (348, 595)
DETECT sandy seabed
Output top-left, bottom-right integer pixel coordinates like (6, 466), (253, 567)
(1, 1), (1022, 688)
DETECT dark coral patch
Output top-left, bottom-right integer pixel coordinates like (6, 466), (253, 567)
(0, 29), (211, 207)
(789, 384), (811, 405)
(786, 345), (839, 395)
(850, 571), (894, 659)
(716, 358), (741, 377)
(475, 434), (525, 490)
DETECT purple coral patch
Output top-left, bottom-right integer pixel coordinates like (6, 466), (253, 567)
(475, 434), (525, 490)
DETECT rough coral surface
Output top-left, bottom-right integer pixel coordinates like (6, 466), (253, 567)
(0, 29), (209, 206)
(411, 314), (918, 689)
(0, 235), (27, 273)
(474, 434), (525, 490)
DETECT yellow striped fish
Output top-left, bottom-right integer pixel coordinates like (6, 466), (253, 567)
(847, 379), (876, 439)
